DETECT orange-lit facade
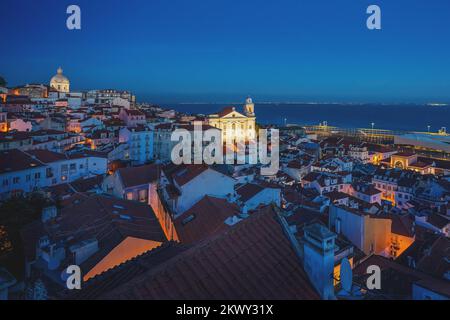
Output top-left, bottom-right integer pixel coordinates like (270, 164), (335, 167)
(12, 85), (48, 98)
(370, 153), (382, 165)
(390, 153), (433, 175)
(149, 184), (180, 242)
(389, 232), (414, 259)
(0, 111), (7, 132)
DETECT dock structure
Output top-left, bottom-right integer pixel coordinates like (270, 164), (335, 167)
(303, 124), (407, 144)
(299, 124), (450, 159)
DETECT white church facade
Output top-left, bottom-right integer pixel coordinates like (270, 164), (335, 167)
(208, 97), (256, 143)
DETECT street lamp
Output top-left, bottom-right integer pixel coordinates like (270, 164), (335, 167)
(371, 122), (375, 142)
(427, 125), (431, 133)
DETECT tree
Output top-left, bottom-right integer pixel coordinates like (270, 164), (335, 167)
(0, 193), (50, 280)
(0, 75), (6, 87)
(0, 193), (50, 227)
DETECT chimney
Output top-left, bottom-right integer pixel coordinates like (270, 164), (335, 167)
(302, 223), (337, 300)
(41, 205), (57, 223)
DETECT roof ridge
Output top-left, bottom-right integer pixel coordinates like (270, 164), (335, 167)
(101, 205), (281, 298)
(21, 149), (46, 166)
(83, 241), (171, 284)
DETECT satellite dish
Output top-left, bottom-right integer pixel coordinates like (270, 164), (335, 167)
(340, 258), (353, 292)
(61, 268), (70, 281)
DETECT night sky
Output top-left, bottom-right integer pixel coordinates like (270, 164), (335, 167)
(1, 0), (450, 103)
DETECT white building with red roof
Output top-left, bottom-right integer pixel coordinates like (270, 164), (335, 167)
(163, 164), (236, 216)
(103, 164), (159, 203)
(0, 149), (107, 199)
(235, 182), (281, 211)
(207, 98), (256, 143)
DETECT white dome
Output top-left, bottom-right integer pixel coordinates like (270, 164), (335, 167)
(50, 67), (69, 84)
(50, 67), (70, 93)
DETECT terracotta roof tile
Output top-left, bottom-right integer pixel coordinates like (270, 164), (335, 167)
(218, 106), (236, 117)
(26, 149), (67, 162)
(117, 164), (159, 188)
(0, 149), (44, 174)
(172, 164), (209, 187)
(125, 109), (144, 116)
(236, 183), (264, 202)
(428, 214), (450, 229)
(22, 194), (167, 278)
(353, 254), (450, 298)
(69, 174), (103, 192)
(102, 206), (319, 300)
(61, 242), (185, 300)
(174, 195), (240, 244)
(390, 214), (415, 237)
(416, 236), (450, 279)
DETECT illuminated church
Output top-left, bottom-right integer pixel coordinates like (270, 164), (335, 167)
(50, 67), (70, 93)
(208, 97), (256, 143)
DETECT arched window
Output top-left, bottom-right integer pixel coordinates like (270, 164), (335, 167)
(394, 161), (404, 169)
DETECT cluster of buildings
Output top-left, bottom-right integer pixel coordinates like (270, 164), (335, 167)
(0, 69), (449, 300)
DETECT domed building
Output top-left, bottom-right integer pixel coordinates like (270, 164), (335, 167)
(50, 67), (70, 93)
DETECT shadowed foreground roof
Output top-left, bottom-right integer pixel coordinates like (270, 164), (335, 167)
(21, 194), (167, 272)
(62, 242), (188, 300)
(174, 195), (240, 244)
(353, 255), (450, 298)
(101, 206), (319, 300)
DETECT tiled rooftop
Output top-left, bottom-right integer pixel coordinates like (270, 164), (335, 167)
(101, 205), (319, 300)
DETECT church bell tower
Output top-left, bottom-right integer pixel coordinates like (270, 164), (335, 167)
(244, 96), (255, 117)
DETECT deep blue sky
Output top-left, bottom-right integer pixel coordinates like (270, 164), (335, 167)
(1, 0), (450, 103)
